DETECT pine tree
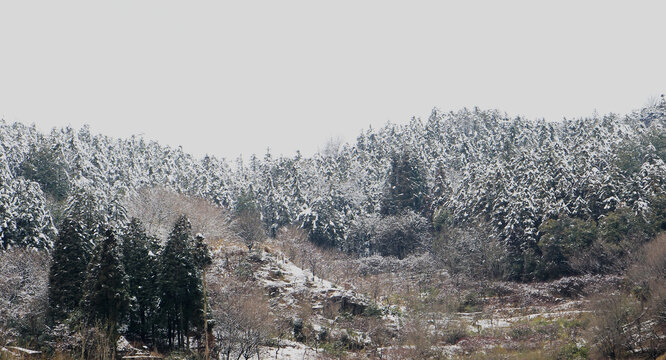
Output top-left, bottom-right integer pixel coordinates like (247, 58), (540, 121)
(121, 218), (160, 342)
(48, 217), (90, 322)
(158, 215), (204, 349)
(80, 229), (129, 350)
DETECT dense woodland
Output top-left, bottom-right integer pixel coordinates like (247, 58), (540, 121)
(2, 101), (665, 277)
(1, 99), (666, 358)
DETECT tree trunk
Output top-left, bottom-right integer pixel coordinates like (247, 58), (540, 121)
(203, 268), (210, 360)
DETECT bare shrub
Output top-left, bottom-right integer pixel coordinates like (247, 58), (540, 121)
(587, 233), (666, 359)
(0, 248), (49, 346)
(589, 293), (639, 359)
(402, 316), (439, 360)
(208, 277), (274, 360)
(432, 223), (504, 279)
(274, 226), (361, 287)
(624, 233), (666, 355)
(79, 324), (114, 360)
(627, 233), (666, 301)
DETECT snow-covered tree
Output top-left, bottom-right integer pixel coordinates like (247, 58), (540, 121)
(80, 229), (129, 348)
(158, 215), (204, 349)
(48, 217), (90, 322)
(121, 218), (160, 342)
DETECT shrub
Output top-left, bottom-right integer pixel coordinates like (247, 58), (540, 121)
(589, 293), (639, 358)
(556, 342), (589, 360)
(432, 223), (504, 279)
(442, 322), (467, 345)
(0, 248), (49, 347)
(363, 303), (383, 318)
(347, 211), (432, 259)
(537, 217), (597, 279)
(371, 211), (431, 259)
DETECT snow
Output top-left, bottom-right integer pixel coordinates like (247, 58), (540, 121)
(7, 346), (42, 355)
(259, 340), (320, 359)
(254, 249), (362, 310)
(463, 309), (590, 331)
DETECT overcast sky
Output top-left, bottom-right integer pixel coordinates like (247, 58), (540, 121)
(1, 1), (665, 160)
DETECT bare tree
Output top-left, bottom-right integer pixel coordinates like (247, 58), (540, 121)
(208, 279), (274, 360)
(0, 248), (49, 345)
(231, 211), (265, 252)
(125, 186), (232, 241)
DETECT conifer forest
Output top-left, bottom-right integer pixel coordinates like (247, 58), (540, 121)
(1, 100), (666, 359)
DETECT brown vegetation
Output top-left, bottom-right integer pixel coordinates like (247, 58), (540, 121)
(126, 187), (232, 241)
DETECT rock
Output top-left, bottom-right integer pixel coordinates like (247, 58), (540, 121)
(328, 294), (367, 315)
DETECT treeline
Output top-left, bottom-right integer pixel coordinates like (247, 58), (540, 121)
(47, 189), (212, 355)
(1, 100), (666, 281)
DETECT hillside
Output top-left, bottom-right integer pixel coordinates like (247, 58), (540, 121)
(2, 102), (666, 277)
(1, 100), (666, 358)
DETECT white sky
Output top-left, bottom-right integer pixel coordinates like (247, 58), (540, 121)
(1, 1), (665, 160)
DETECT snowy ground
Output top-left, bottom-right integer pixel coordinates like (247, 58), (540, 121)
(259, 340), (322, 360)
(254, 249), (367, 312)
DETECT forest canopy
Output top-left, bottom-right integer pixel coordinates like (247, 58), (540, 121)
(1, 100), (665, 281)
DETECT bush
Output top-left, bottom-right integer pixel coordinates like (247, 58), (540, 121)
(345, 211), (432, 259)
(432, 223), (504, 279)
(456, 291), (482, 313)
(537, 217), (597, 279)
(598, 208), (650, 246)
(442, 322), (467, 345)
(371, 211), (431, 259)
(234, 260), (255, 281)
(0, 248), (49, 347)
(509, 324), (533, 340)
(589, 293), (639, 358)
(362, 303), (383, 318)
(557, 342), (589, 359)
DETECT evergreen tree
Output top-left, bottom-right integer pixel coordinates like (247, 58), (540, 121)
(233, 187), (265, 251)
(192, 233), (212, 270)
(2, 178), (56, 250)
(192, 233), (212, 357)
(259, 176), (291, 237)
(536, 216), (597, 279)
(0, 175), (12, 246)
(47, 188), (107, 321)
(64, 188), (106, 253)
(80, 229), (129, 349)
(19, 143), (70, 201)
(380, 150), (428, 216)
(158, 215), (204, 349)
(298, 189), (346, 248)
(234, 186), (260, 216)
(48, 217), (90, 322)
(430, 163), (451, 213)
(121, 218), (160, 342)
